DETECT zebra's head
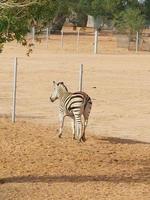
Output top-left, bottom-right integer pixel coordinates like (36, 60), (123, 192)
(50, 81), (68, 102)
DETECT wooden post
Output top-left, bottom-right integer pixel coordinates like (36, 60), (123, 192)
(94, 29), (98, 54)
(79, 64), (83, 91)
(61, 29), (64, 48)
(76, 28), (80, 53)
(136, 31), (139, 53)
(12, 57), (18, 123)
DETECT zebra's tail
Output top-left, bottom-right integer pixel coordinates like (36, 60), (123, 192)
(84, 96), (92, 120)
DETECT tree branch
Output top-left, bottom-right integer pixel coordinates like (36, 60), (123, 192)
(0, 0), (38, 8)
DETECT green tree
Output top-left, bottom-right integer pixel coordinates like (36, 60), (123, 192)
(0, 0), (57, 51)
(78, 0), (128, 29)
(114, 7), (145, 34)
(143, 0), (150, 24)
(0, 0), (148, 52)
(0, 1), (36, 48)
(114, 7), (145, 50)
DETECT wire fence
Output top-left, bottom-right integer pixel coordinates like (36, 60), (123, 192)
(0, 55), (102, 137)
(0, 26), (150, 135)
(116, 32), (150, 52)
(25, 26), (150, 54)
(1, 54), (150, 142)
(0, 57), (87, 126)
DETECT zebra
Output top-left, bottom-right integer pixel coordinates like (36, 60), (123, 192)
(50, 81), (92, 142)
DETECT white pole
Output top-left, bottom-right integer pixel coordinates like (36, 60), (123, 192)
(136, 31), (139, 53)
(94, 29), (98, 54)
(76, 28), (80, 53)
(79, 64), (83, 91)
(46, 27), (49, 48)
(32, 26), (35, 44)
(61, 29), (64, 48)
(49, 27), (51, 40)
(12, 57), (18, 123)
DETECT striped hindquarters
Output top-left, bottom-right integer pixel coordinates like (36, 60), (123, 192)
(61, 91), (92, 117)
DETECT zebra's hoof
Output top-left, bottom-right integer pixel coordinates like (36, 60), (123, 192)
(72, 136), (76, 140)
(78, 137), (86, 143)
(78, 138), (83, 143)
(58, 134), (62, 138)
(82, 137), (86, 142)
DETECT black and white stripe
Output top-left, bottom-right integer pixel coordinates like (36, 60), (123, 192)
(50, 81), (92, 142)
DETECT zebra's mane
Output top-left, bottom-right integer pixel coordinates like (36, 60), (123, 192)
(57, 82), (68, 92)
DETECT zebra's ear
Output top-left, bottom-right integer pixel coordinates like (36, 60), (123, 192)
(53, 81), (56, 84)
(57, 82), (64, 86)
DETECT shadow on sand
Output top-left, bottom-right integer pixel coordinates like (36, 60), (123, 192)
(100, 136), (150, 145)
(0, 170), (150, 185)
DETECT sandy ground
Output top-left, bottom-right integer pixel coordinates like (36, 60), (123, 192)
(1, 38), (150, 142)
(0, 118), (150, 200)
(0, 32), (150, 199)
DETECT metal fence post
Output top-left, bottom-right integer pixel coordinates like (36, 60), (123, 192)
(61, 29), (64, 48)
(46, 27), (49, 48)
(77, 28), (80, 53)
(136, 31), (139, 53)
(32, 26), (35, 44)
(12, 57), (18, 123)
(79, 64), (83, 91)
(94, 29), (98, 54)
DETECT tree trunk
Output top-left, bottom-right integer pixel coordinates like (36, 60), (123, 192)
(77, 14), (88, 27)
(50, 14), (66, 34)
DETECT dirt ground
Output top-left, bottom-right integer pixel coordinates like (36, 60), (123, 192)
(1, 37), (150, 142)
(0, 32), (150, 199)
(0, 118), (150, 200)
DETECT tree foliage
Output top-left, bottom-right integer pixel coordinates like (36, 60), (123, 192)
(0, 0), (150, 52)
(114, 0), (146, 35)
(143, 0), (150, 23)
(0, 4), (28, 44)
(114, 8), (145, 34)
(0, 1), (58, 47)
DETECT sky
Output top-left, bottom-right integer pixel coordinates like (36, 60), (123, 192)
(138, 0), (145, 3)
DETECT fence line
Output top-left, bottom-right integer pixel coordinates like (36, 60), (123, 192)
(1, 54), (150, 143)
(27, 27), (150, 53)
(1, 58), (85, 123)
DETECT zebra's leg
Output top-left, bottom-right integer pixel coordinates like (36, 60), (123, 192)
(74, 114), (83, 142)
(82, 117), (88, 142)
(58, 114), (65, 138)
(71, 117), (76, 140)
(82, 100), (92, 142)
